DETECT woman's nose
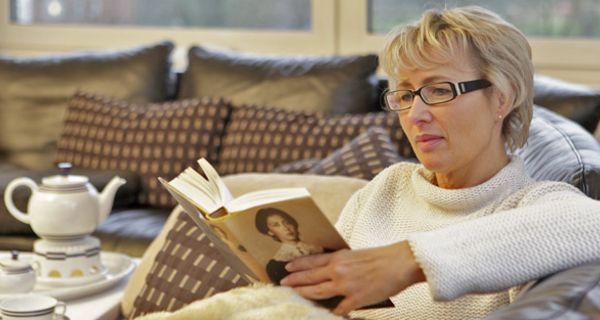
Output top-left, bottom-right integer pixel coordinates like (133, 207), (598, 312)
(406, 95), (432, 124)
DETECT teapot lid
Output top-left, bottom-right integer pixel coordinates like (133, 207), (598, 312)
(42, 175), (88, 188)
(41, 162), (88, 189)
(0, 251), (33, 273)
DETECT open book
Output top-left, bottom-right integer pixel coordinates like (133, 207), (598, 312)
(159, 158), (393, 309)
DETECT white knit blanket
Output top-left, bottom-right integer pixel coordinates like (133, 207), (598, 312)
(134, 284), (343, 320)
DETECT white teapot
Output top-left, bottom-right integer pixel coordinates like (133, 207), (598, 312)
(3, 163), (126, 240)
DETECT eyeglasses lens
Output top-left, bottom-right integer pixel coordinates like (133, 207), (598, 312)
(421, 83), (454, 104)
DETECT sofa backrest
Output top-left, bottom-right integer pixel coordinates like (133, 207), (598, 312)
(0, 41), (174, 170)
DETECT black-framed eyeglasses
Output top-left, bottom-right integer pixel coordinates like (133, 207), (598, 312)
(382, 79), (492, 111)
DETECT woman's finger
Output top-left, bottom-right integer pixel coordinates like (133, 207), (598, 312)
(333, 295), (360, 316)
(284, 251), (336, 272)
(280, 264), (330, 286)
(292, 281), (338, 300)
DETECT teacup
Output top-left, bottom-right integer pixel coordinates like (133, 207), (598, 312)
(0, 294), (66, 320)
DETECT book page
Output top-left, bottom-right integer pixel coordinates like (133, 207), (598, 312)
(160, 177), (220, 216)
(159, 178), (260, 283)
(224, 188), (311, 214)
(198, 158), (234, 204)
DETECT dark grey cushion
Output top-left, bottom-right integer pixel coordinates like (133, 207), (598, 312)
(516, 106), (600, 200)
(0, 208), (169, 258)
(94, 208), (169, 257)
(485, 262), (600, 320)
(178, 45), (379, 115)
(0, 41), (174, 170)
(533, 74), (600, 133)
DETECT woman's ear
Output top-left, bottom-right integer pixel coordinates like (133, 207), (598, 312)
(493, 86), (515, 118)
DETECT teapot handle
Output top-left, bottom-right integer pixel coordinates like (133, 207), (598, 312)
(3, 177), (38, 225)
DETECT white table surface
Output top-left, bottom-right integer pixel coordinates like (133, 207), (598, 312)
(64, 267), (133, 320)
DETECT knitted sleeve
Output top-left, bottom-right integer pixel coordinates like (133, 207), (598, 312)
(408, 183), (600, 301)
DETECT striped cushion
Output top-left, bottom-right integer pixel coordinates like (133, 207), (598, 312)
(55, 91), (231, 208)
(273, 158), (321, 174)
(306, 126), (409, 180)
(274, 126), (411, 179)
(129, 211), (248, 318)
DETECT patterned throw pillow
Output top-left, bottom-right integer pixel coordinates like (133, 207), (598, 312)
(55, 92), (231, 208)
(217, 104), (413, 175)
(129, 211), (248, 319)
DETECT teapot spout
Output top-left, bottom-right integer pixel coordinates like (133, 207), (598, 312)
(98, 176), (127, 224)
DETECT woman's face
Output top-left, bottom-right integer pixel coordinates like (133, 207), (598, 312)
(396, 52), (509, 188)
(266, 214), (298, 243)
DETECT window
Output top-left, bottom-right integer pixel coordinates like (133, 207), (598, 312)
(10, 0), (311, 30)
(338, 0), (600, 87)
(368, 0), (600, 38)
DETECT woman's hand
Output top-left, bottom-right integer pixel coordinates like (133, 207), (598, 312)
(280, 240), (426, 316)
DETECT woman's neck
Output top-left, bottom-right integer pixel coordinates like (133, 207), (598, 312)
(434, 152), (510, 189)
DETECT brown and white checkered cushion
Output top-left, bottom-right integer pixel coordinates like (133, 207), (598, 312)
(217, 104), (413, 175)
(306, 126), (410, 180)
(55, 91), (231, 208)
(129, 210), (248, 319)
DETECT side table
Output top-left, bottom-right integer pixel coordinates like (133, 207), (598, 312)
(65, 258), (138, 320)
(0, 251), (138, 320)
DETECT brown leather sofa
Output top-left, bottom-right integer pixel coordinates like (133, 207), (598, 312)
(1, 41), (600, 257)
(0, 41), (384, 257)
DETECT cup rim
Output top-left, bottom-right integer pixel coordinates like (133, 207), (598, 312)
(0, 294), (57, 314)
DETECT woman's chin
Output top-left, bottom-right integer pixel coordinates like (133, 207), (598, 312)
(418, 157), (447, 173)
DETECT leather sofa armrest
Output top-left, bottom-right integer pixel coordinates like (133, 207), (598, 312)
(485, 262), (600, 319)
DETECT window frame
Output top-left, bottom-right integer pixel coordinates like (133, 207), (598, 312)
(1, 0), (599, 86)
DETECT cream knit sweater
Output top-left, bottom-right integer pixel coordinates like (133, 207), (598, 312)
(336, 157), (600, 320)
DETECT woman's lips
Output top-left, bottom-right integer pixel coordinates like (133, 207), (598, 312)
(415, 134), (443, 152)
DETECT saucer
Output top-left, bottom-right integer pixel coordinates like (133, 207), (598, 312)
(36, 267), (108, 287)
(0, 252), (135, 301)
(0, 315), (69, 320)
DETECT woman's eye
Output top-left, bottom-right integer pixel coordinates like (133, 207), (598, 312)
(400, 93), (413, 102)
(432, 88), (451, 96)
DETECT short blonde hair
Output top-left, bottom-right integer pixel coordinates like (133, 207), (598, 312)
(380, 6), (534, 151)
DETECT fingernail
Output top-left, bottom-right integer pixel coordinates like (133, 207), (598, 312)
(280, 277), (289, 285)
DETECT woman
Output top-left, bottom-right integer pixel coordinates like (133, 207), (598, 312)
(255, 207), (324, 284)
(281, 6), (600, 319)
